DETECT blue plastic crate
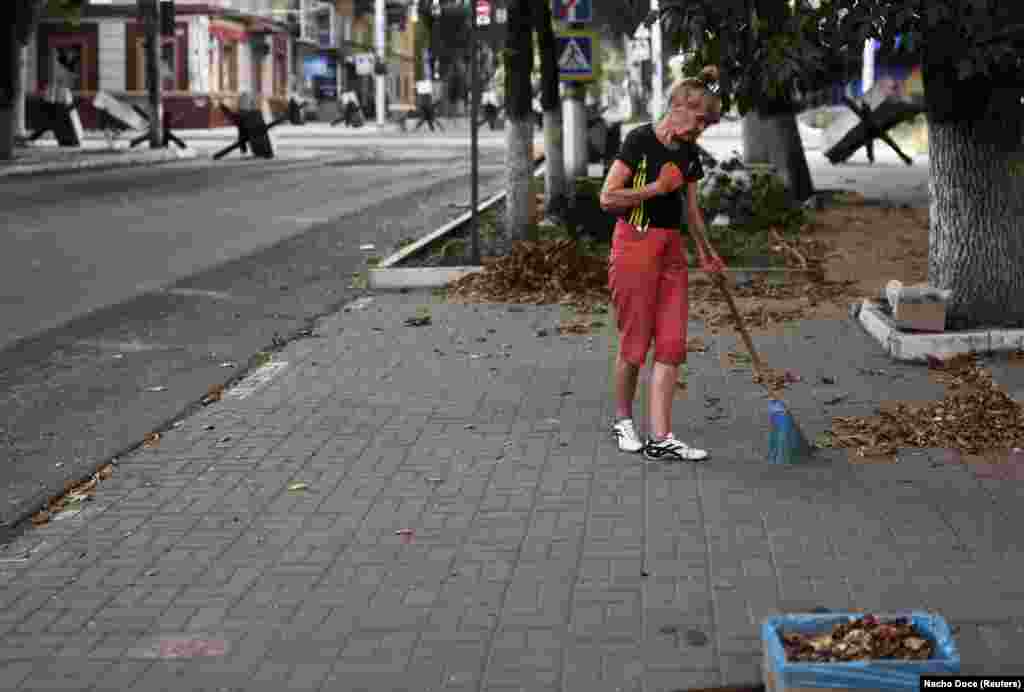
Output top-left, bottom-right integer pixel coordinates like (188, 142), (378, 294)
(762, 612), (960, 691)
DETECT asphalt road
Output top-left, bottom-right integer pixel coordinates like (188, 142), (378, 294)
(0, 138), (508, 536)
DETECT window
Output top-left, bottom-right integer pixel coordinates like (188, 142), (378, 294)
(209, 40), (219, 92)
(273, 40), (288, 97)
(222, 42), (238, 92)
(134, 36), (180, 91)
(160, 40), (176, 92)
(52, 44), (84, 91)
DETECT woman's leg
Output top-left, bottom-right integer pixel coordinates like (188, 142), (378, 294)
(649, 361), (678, 440)
(608, 222), (661, 422)
(615, 356), (641, 420)
(649, 234), (689, 439)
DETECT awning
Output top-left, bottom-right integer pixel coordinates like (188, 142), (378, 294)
(248, 19), (279, 34)
(209, 23), (246, 43)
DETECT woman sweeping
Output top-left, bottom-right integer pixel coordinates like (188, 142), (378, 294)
(599, 65), (727, 461)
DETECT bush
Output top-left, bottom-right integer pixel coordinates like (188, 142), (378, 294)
(694, 154), (807, 265)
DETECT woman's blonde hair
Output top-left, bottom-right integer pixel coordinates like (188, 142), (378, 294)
(665, 65), (723, 119)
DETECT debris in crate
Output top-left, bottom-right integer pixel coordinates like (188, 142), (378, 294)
(780, 614), (934, 662)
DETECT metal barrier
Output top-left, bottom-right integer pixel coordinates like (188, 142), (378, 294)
(213, 103), (287, 160)
(26, 87), (83, 147)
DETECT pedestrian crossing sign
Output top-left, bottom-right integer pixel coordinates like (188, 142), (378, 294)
(556, 30), (597, 82)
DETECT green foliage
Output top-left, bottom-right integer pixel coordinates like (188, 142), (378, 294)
(659, 0), (1024, 121)
(694, 162), (807, 265)
(47, 0), (85, 26)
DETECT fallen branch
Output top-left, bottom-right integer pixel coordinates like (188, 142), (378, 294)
(770, 229), (809, 269)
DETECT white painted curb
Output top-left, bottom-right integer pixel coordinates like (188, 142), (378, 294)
(368, 161), (548, 290)
(368, 266), (484, 290)
(857, 299), (1024, 362)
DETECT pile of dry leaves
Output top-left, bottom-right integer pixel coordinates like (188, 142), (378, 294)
(691, 275), (860, 332)
(829, 354), (1024, 457)
(447, 238), (609, 311)
(781, 615), (934, 662)
(31, 462), (115, 526)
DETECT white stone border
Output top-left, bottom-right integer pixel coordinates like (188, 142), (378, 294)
(368, 162), (547, 290)
(857, 299), (1024, 362)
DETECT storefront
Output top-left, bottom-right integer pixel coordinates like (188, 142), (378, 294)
(30, 5), (295, 131)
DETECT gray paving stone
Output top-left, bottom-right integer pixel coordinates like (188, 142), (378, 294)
(4, 293), (1022, 689)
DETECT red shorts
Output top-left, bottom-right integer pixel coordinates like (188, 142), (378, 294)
(607, 220), (689, 367)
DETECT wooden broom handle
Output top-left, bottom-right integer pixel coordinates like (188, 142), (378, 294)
(689, 223), (780, 399)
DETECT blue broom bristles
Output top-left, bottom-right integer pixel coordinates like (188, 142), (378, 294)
(767, 399), (813, 465)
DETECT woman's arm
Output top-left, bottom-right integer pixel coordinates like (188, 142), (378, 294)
(599, 160), (662, 214)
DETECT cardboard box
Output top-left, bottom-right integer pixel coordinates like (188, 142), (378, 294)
(762, 612), (960, 692)
(892, 300), (947, 333)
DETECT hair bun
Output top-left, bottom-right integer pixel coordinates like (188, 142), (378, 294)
(699, 65), (720, 84)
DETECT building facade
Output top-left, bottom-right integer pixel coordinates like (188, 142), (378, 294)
(25, 0), (416, 130)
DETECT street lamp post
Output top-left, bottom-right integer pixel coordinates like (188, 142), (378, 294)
(469, 0), (481, 264)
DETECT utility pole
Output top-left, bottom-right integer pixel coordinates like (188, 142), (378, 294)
(141, 0), (163, 148)
(375, 0), (386, 125)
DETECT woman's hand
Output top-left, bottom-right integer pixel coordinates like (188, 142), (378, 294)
(653, 162), (685, 195)
(696, 239), (727, 275)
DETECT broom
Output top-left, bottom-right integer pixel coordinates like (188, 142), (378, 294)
(691, 229), (814, 465)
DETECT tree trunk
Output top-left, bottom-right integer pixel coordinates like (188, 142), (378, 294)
(533, 0), (566, 220)
(504, 0), (534, 241)
(542, 110), (566, 219)
(142, 0), (163, 148)
(928, 117), (1024, 330)
(0, 17), (18, 161)
(741, 111), (815, 202)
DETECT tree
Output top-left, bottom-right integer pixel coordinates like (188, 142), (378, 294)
(661, 0), (1024, 328)
(503, 0), (534, 241)
(532, 0), (567, 221)
(829, 0), (1024, 330)
(654, 0), (817, 200)
(1, 0), (84, 161)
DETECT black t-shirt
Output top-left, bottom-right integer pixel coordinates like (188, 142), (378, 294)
(614, 124), (704, 230)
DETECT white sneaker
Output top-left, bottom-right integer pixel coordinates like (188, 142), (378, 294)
(643, 434), (709, 461)
(612, 418), (644, 453)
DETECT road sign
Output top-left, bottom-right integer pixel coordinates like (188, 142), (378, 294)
(556, 30), (597, 82)
(553, 0), (591, 23)
(476, 0), (490, 25)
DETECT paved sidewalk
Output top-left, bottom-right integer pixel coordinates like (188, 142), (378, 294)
(1, 147), (1020, 690)
(0, 140), (197, 179)
(1, 281), (1024, 690)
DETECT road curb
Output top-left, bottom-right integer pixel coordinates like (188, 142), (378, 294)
(369, 158), (546, 290)
(0, 147), (198, 179)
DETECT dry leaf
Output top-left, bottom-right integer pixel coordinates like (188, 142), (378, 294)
(831, 355), (1024, 457)
(687, 337), (708, 353)
(203, 384), (224, 405)
(31, 510), (50, 526)
(782, 615), (934, 662)
(143, 432), (160, 448)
